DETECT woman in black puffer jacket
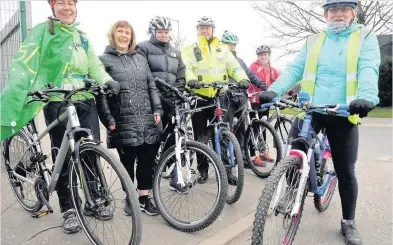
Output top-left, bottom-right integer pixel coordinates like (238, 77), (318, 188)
(96, 20), (162, 216)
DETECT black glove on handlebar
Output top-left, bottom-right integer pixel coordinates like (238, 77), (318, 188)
(349, 99), (373, 118)
(104, 80), (120, 94)
(239, 79), (250, 89)
(188, 79), (201, 89)
(259, 91), (277, 104)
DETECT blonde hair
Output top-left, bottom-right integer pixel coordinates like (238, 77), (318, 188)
(108, 20), (136, 52)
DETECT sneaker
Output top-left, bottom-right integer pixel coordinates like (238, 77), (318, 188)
(123, 198), (132, 216)
(169, 182), (189, 194)
(140, 198), (159, 216)
(83, 202), (113, 221)
(197, 171), (209, 184)
(252, 155), (267, 167)
(260, 153), (275, 163)
(62, 209), (80, 234)
(341, 220), (362, 245)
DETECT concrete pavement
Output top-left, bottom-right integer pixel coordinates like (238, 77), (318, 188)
(1, 118), (391, 245)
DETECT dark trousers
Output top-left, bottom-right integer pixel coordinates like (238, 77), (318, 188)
(289, 113), (359, 220)
(44, 99), (100, 213)
(117, 143), (157, 190)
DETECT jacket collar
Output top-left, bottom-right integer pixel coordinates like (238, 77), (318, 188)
(149, 36), (170, 49)
(104, 45), (136, 56)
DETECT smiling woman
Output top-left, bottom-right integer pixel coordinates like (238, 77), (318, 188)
(49, 0), (77, 24)
(97, 20), (163, 217)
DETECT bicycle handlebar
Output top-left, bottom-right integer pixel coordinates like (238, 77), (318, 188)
(261, 97), (350, 117)
(26, 79), (114, 105)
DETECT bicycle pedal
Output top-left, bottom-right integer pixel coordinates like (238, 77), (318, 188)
(31, 210), (52, 219)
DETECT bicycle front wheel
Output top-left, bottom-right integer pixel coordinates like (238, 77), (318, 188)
(153, 141), (228, 232)
(245, 119), (282, 178)
(252, 156), (307, 245)
(69, 142), (142, 245)
(218, 130), (244, 204)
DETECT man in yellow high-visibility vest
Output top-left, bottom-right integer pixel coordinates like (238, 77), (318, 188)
(181, 16), (250, 184)
(258, 1), (380, 245)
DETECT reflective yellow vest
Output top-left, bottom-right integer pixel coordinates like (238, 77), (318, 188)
(300, 28), (370, 124)
(181, 36), (248, 98)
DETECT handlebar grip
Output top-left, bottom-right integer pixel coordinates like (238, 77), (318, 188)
(338, 104), (349, 110)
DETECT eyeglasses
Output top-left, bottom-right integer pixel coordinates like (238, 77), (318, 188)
(328, 5), (353, 14)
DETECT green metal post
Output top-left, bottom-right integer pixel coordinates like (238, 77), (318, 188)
(20, 1), (27, 41)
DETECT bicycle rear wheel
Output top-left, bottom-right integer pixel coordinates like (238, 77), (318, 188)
(252, 156), (307, 245)
(3, 130), (43, 213)
(69, 142), (142, 245)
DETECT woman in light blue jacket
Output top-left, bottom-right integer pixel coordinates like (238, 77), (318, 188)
(259, 1), (379, 245)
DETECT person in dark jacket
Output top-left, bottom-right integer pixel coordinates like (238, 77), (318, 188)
(96, 20), (163, 216)
(221, 30), (268, 166)
(136, 16), (188, 194)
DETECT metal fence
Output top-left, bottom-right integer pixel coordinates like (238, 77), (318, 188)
(0, 1), (31, 93)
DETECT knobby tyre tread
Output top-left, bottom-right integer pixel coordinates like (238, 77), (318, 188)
(251, 156), (307, 245)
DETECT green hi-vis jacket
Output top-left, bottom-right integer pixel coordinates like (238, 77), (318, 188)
(0, 20), (112, 141)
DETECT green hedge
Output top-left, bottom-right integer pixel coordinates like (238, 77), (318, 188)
(378, 56), (392, 107)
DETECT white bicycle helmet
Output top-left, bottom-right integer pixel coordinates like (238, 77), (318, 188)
(256, 45), (271, 55)
(196, 16), (215, 27)
(149, 16), (172, 33)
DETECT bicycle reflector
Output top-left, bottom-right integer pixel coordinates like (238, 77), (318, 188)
(215, 108), (225, 117)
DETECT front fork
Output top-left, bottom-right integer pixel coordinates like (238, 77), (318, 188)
(271, 149), (310, 219)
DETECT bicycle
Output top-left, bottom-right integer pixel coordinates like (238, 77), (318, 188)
(252, 91), (346, 245)
(192, 82), (245, 204)
(228, 86), (283, 178)
(152, 78), (228, 232)
(2, 80), (142, 245)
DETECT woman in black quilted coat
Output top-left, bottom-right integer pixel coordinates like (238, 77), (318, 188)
(96, 20), (162, 216)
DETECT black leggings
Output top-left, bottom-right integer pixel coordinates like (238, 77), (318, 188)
(289, 113), (359, 220)
(44, 99), (100, 213)
(117, 143), (156, 190)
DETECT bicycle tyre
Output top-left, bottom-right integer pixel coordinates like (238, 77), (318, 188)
(153, 141), (227, 232)
(314, 156), (337, 212)
(252, 156), (307, 245)
(245, 119), (282, 178)
(69, 142), (142, 245)
(274, 116), (293, 148)
(3, 130), (43, 213)
(220, 130), (244, 204)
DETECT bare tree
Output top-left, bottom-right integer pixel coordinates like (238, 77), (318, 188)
(171, 35), (187, 50)
(253, 1), (393, 56)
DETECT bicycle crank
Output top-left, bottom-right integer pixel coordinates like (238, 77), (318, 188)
(32, 178), (53, 218)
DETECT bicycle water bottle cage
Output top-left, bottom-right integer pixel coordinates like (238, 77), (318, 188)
(298, 91), (311, 108)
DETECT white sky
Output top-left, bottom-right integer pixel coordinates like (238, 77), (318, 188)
(29, 1), (304, 70)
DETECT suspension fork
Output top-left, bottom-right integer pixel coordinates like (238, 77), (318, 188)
(290, 149), (311, 218)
